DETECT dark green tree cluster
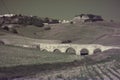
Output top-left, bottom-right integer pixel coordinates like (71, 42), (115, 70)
(0, 14), (59, 27)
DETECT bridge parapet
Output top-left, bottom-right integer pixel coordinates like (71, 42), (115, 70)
(39, 43), (120, 55)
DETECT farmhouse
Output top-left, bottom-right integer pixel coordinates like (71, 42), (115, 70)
(72, 14), (104, 23)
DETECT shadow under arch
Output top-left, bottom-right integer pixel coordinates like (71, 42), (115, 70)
(66, 47), (76, 54)
(0, 40), (5, 45)
(53, 49), (61, 53)
(41, 49), (48, 52)
(93, 48), (102, 54)
(80, 48), (89, 56)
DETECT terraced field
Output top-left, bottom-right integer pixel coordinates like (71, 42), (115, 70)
(0, 45), (120, 80)
(26, 60), (119, 80)
(9, 51), (119, 80)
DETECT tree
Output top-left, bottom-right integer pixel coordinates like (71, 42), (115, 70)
(0, 41), (5, 45)
(3, 26), (9, 31)
(44, 25), (51, 30)
(12, 28), (18, 34)
(44, 17), (49, 23)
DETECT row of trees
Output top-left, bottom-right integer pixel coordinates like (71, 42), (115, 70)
(0, 14), (59, 27)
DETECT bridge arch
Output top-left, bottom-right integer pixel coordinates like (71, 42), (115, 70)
(41, 49), (48, 52)
(93, 48), (102, 54)
(80, 48), (89, 56)
(53, 49), (61, 53)
(66, 47), (76, 54)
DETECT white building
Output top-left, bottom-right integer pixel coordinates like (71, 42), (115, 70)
(0, 14), (15, 17)
(72, 14), (103, 23)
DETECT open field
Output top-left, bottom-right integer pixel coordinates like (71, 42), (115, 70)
(0, 45), (83, 79)
(0, 22), (120, 80)
(0, 45), (120, 80)
(1, 21), (120, 46)
(0, 45), (82, 67)
(1, 21), (120, 47)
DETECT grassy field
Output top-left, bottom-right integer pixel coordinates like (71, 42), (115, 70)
(13, 22), (120, 45)
(0, 45), (83, 79)
(1, 22), (120, 46)
(0, 45), (82, 67)
(16, 25), (45, 39)
(0, 45), (119, 80)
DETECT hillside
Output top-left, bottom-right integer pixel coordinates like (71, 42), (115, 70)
(0, 21), (120, 80)
(2, 21), (119, 46)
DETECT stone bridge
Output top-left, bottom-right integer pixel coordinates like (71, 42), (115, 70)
(0, 36), (120, 56)
(39, 43), (120, 55)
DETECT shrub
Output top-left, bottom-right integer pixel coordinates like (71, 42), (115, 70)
(12, 29), (18, 34)
(3, 26), (9, 31)
(56, 74), (63, 78)
(110, 20), (114, 22)
(44, 26), (51, 30)
(0, 40), (5, 45)
(33, 20), (44, 27)
(49, 19), (59, 24)
(70, 21), (73, 24)
(61, 40), (72, 43)
(44, 17), (49, 23)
